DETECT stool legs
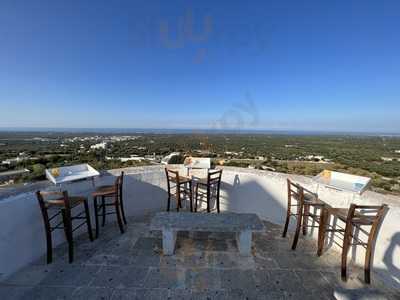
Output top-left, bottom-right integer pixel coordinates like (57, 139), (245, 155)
(176, 188), (181, 212)
(84, 200), (94, 242)
(194, 183), (220, 213)
(46, 234), (53, 264)
(364, 233), (377, 284)
(43, 212), (53, 264)
(115, 199), (125, 234)
(167, 192), (171, 211)
(175, 183), (192, 211)
(94, 196), (100, 239)
(101, 196), (106, 227)
(317, 209), (328, 256)
(318, 208), (371, 283)
(282, 208), (291, 238)
(341, 222), (353, 281)
(37, 191), (93, 264)
(365, 250), (372, 284)
(94, 194), (125, 238)
(206, 185), (210, 213)
(61, 209), (74, 263)
(302, 204), (309, 235)
(194, 184), (199, 212)
(291, 203), (303, 250)
(188, 181), (193, 212)
(216, 186), (220, 213)
(120, 197), (128, 225)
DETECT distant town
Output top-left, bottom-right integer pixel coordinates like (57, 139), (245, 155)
(0, 131), (400, 195)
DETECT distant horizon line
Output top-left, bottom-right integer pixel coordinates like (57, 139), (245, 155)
(0, 127), (400, 137)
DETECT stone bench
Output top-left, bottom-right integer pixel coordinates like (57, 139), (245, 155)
(150, 212), (265, 256)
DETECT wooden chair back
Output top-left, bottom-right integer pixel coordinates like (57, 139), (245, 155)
(114, 171), (124, 201)
(165, 168), (181, 194)
(207, 169), (223, 187)
(205, 169), (223, 205)
(165, 168), (179, 180)
(287, 179), (304, 207)
(287, 179), (318, 206)
(346, 203), (388, 237)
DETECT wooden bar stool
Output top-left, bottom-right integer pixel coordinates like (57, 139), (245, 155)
(282, 179), (326, 250)
(318, 203), (388, 283)
(36, 191), (93, 264)
(165, 168), (193, 212)
(194, 169), (223, 213)
(92, 172), (126, 238)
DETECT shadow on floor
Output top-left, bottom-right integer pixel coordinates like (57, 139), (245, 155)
(0, 214), (397, 300)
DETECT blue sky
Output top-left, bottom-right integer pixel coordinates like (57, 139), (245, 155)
(1, 0), (399, 132)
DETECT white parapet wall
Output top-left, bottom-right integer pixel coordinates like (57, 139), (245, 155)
(0, 165), (399, 289)
(217, 167), (400, 289)
(0, 165), (167, 279)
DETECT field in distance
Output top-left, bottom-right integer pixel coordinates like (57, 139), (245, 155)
(0, 131), (399, 195)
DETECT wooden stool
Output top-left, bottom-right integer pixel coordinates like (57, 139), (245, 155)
(92, 172), (126, 238)
(165, 168), (193, 212)
(36, 191), (93, 264)
(194, 169), (223, 213)
(318, 203), (388, 283)
(282, 179), (326, 250)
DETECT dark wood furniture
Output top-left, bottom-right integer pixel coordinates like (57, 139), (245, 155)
(318, 203), (388, 283)
(36, 191), (93, 263)
(92, 172), (126, 238)
(282, 179), (326, 250)
(165, 168), (193, 212)
(194, 169), (223, 213)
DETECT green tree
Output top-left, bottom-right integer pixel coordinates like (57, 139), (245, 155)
(31, 163), (46, 180)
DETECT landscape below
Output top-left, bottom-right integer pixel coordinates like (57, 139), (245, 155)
(1, 132), (400, 194)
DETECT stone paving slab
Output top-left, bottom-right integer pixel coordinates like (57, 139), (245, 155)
(0, 214), (398, 300)
(89, 266), (149, 289)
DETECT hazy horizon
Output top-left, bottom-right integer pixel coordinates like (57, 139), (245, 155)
(1, 126), (400, 136)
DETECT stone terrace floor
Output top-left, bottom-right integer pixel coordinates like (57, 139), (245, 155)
(0, 214), (398, 300)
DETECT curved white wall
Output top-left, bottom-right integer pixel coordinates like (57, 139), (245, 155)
(218, 167), (400, 289)
(0, 165), (399, 289)
(0, 166), (167, 280)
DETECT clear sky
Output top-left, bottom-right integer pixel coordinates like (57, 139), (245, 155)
(1, 0), (400, 132)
